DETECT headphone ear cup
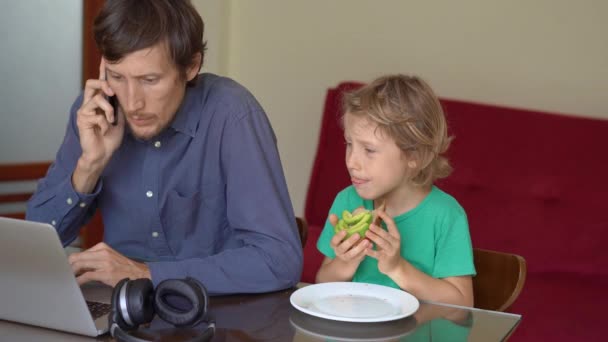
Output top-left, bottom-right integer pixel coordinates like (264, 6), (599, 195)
(126, 278), (155, 327)
(110, 278), (132, 331)
(153, 278), (207, 327)
(184, 277), (209, 320)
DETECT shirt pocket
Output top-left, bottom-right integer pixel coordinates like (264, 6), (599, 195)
(162, 189), (201, 230)
(161, 182), (226, 256)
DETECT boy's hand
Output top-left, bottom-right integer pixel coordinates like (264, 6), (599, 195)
(365, 209), (404, 275)
(329, 213), (370, 264)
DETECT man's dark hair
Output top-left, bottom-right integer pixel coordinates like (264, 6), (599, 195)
(94, 0), (207, 85)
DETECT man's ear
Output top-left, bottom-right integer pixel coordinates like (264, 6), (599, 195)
(186, 53), (203, 81)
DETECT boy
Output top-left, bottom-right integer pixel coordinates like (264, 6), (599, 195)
(316, 75), (475, 306)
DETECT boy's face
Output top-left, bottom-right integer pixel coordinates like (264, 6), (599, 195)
(343, 112), (416, 200)
(105, 42), (199, 140)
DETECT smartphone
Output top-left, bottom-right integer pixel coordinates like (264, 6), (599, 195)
(104, 69), (119, 126)
(108, 95), (119, 126)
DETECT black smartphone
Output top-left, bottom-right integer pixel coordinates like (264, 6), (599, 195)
(109, 95), (119, 126)
(104, 69), (119, 126)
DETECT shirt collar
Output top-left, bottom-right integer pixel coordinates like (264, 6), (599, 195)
(169, 80), (203, 138)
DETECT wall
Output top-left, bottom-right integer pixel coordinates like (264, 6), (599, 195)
(1, 1), (606, 218)
(0, 1), (82, 163)
(191, 0), (229, 75)
(225, 0), (608, 216)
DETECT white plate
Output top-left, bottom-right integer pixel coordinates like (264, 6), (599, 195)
(290, 282), (419, 322)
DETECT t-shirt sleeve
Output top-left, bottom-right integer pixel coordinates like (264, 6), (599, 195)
(316, 187), (357, 259)
(432, 212), (477, 278)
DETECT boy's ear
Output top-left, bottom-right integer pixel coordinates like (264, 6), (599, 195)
(403, 149), (419, 169)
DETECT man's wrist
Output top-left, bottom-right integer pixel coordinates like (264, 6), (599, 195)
(72, 157), (105, 194)
(139, 263), (152, 280)
(77, 154), (108, 173)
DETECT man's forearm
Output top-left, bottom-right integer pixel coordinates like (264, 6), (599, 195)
(26, 174), (98, 246)
(148, 243), (302, 295)
(72, 157), (105, 194)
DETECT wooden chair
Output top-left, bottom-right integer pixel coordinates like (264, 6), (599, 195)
(473, 248), (527, 312)
(0, 162), (52, 219)
(295, 216), (308, 248)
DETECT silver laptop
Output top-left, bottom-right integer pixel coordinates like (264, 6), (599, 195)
(0, 217), (111, 336)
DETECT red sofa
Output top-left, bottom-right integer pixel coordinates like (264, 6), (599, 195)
(301, 82), (608, 341)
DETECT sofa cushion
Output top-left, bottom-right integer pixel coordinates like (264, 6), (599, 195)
(437, 99), (608, 276)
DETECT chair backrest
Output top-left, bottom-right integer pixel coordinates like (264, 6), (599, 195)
(295, 216), (308, 248)
(473, 248), (527, 312)
(0, 162), (52, 219)
(304, 82), (364, 228)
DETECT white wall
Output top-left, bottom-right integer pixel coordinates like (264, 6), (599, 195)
(2, 1), (606, 218)
(191, 0), (229, 75)
(225, 0), (608, 216)
(0, 1), (82, 163)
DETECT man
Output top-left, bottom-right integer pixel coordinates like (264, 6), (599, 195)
(26, 0), (302, 295)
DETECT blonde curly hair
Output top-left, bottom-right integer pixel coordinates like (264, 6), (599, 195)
(343, 74), (453, 187)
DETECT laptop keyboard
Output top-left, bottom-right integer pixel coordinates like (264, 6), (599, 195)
(86, 301), (112, 320)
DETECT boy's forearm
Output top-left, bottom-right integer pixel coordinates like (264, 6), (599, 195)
(315, 258), (359, 283)
(387, 259), (473, 307)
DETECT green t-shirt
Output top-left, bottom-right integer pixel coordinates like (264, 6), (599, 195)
(316, 185), (476, 289)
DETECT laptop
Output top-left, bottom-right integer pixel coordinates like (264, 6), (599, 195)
(0, 217), (111, 336)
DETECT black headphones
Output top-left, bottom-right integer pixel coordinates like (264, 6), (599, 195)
(109, 277), (214, 342)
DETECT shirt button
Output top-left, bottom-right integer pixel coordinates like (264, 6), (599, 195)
(154, 141), (161, 148)
(66, 197), (73, 205)
(152, 231), (159, 238)
(79, 202), (86, 208)
(146, 191), (153, 198)
(51, 220), (56, 226)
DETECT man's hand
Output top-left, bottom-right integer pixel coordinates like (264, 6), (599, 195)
(68, 242), (151, 287)
(72, 59), (125, 194)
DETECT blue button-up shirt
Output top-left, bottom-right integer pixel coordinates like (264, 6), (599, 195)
(26, 73), (303, 295)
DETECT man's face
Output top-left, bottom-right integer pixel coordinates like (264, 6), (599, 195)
(105, 42), (198, 140)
